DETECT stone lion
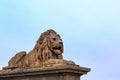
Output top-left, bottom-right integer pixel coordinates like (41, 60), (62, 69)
(3, 29), (63, 70)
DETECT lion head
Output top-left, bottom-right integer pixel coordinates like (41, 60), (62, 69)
(33, 29), (63, 62)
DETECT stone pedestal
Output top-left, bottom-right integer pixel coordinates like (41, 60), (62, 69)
(0, 65), (90, 80)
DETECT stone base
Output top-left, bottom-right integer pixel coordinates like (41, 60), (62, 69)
(0, 65), (90, 80)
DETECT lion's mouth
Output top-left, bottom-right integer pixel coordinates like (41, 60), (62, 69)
(53, 46), (62, 50)
(53, 46), (63, 55)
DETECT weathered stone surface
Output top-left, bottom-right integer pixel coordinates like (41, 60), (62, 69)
(3, 29), (64, 70)
(0, 65), (90, 80)
(44, 59), (75, 67)
(0, 29), (91, 80)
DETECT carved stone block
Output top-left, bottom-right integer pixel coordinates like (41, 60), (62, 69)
(0, 65), (90, 80)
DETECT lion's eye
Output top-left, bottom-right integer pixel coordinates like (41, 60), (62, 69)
(53, 38), (56, 41)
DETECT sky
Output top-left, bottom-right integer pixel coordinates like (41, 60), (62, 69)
(0, 0), (120, 80)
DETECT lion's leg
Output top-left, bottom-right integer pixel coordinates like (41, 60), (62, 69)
(58, 54), (63, 59)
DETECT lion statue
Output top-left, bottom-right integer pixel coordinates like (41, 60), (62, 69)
(3, 29), (64, 70)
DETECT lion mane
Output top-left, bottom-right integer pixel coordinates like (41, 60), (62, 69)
(4, 29), (63, 70)
(34, 29), (63, 61)
(27, 29), (63, 67)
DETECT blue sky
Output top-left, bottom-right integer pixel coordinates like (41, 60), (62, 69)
(0, 0), (120, 80)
